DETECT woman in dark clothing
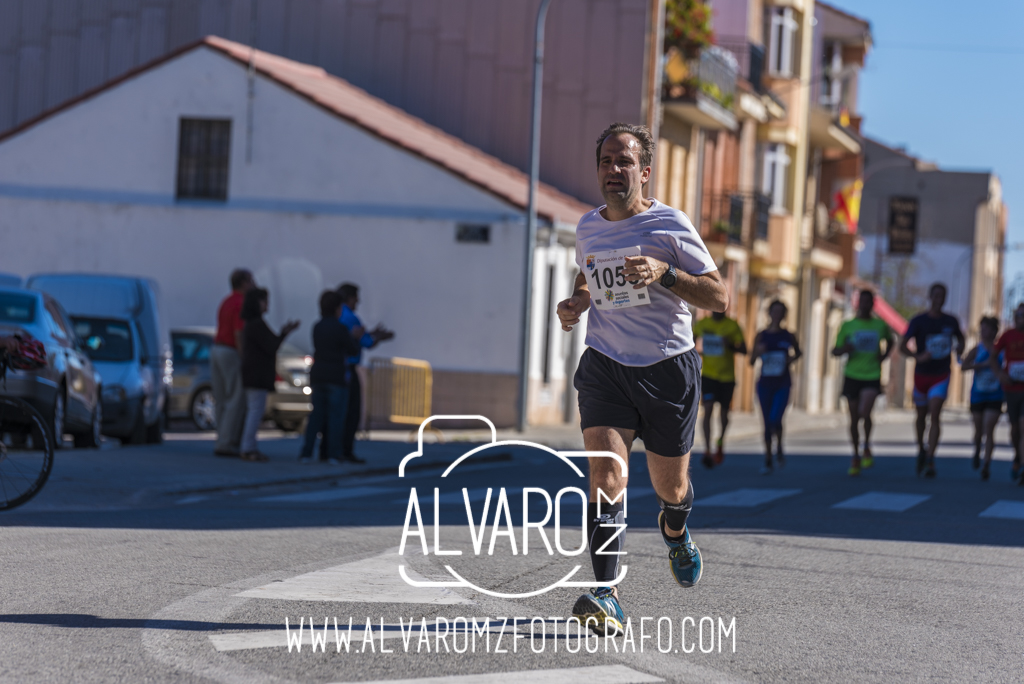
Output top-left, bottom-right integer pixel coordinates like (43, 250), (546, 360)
(299, 290), (363, 464)
(749, 300), (802, 475)
(240, 288), (299, 462)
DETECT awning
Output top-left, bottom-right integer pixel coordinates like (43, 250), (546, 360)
(854, 288), (907, 335)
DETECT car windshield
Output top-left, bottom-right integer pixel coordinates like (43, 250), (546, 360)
(72, 317), (134, 362)
(0, 292), (36, 323)
(172, 334), (212, 363)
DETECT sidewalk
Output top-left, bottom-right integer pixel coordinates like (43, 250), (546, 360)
(19, 407), (925, 512)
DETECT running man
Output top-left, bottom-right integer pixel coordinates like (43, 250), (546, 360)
(899, 283), (964, 478)
(693, 311), (746, 468)
(831, 290), (895, 476)
(557, 123), (729, 636)
(749, 300), (801, 475)
(993, 303), (1024, 485)
(963, 316), (1003, 481)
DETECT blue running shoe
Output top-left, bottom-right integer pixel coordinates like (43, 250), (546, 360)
(659, 511), (703, 588)
(571, 587), (624, 636)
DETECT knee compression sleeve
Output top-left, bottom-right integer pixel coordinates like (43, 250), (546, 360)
(587, 501), (625, 583)
(658, 479), (694, 539)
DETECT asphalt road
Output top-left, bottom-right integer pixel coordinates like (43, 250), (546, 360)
(1, 412), (1022, 683)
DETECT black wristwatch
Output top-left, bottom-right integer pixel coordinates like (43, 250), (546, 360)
(660, 263), (677, 288)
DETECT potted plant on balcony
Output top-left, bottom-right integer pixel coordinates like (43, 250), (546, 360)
(707, 220), (732, 244)
(665, 0), (713, 59)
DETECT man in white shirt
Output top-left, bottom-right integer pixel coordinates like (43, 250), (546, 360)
(557, 123), (729, 636)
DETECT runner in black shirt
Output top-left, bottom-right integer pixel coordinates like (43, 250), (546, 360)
(899, 283), (965, 477)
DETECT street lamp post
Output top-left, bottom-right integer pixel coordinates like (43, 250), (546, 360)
(517, 0), (553, 432)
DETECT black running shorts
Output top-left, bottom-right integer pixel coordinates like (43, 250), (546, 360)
(700, 377), (735, 407)
(574, 347), (702, 457)
(841, 376), (882, 400)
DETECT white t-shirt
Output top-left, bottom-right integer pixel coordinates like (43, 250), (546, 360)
(574, 199), (718, 366)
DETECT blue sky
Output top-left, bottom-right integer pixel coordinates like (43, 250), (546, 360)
(834, 0), (1024, 287)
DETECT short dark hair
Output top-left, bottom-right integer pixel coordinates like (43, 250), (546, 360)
(768, 299), (788, 317)
(595, 123), (655, 170)
(859, 289), (875, 301)
(929, 282), (947, 297)
(320, 290), (342, 317)
(240, 287), (267, 321)
(230, 269), (252, 291)
(979, 315), (999, 331)
(337, 283), (359, 302)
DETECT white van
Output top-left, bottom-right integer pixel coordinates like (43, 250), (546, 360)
(27, 274), (171, 444)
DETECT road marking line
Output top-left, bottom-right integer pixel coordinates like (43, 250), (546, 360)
(234, 550), (472, 605)
(254, 485), (400, 503)
(328, 664), (663, 684)
(832, 492), (930, 512)
(698, 488), (801, 507)
(978, 500), (1024, 520)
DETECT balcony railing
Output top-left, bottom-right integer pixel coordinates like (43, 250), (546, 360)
(702, 191), (771, 246)
(715, 38), (766, 94)
(663, 46), (738, 108)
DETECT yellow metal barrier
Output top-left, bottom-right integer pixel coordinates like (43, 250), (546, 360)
(366, 357), (438, 438)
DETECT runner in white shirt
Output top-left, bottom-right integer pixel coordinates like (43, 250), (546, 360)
(557, 123), (729, 636)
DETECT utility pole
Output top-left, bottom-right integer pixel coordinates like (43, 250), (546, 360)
(517, 0), (553, 432)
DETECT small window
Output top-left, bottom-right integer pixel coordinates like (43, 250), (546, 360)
(761, 143), (790, 213)
(768, 7), (798, 77)
(0, 292), (36, 323)
(176, 118), (231, 200)
(456, 224), (490, 243)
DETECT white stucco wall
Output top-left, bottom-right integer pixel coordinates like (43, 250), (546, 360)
(0, 46), (531, 374)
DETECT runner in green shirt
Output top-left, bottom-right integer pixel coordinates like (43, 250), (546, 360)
(832, 290), (895, 476)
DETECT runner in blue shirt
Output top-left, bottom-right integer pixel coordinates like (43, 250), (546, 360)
(962, 315), (1003, 481)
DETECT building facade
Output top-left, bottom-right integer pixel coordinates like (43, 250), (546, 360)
(0, 38), (591, 427)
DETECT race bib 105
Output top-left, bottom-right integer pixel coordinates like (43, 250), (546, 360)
(585, 247), (652, 310)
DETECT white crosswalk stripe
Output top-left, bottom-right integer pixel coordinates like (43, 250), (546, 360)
(832, 492), (930, 512)
(234, 550), (472, 605)
(698, 488), (801, 507)
(978, 500), (1024, 519)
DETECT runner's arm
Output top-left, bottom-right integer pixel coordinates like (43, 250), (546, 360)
(880, 330), (896, 362)
(731, 334), (747, 355)
(621, 257), (729, 312)
(789, 334), (803, 365)
(830, 329), (850, 357)
(556, 272), (592, 332)
(749, 332), (762, 366)
(960, 346), (979, 371)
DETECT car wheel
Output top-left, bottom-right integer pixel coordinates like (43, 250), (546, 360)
(51, 390), (66, 450)
(145, 406), (165, 444)
(191, 388), (216, 431)
(73, 398), (102, 449)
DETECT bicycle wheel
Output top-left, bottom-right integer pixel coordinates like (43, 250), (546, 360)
(0, 395), (55, 510)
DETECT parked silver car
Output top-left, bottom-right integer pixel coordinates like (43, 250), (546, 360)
(168, 327), (216, 430)
(0, 286), (103, 448)
(169, 328), (312, 431)
(28, 274), (171, 444)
